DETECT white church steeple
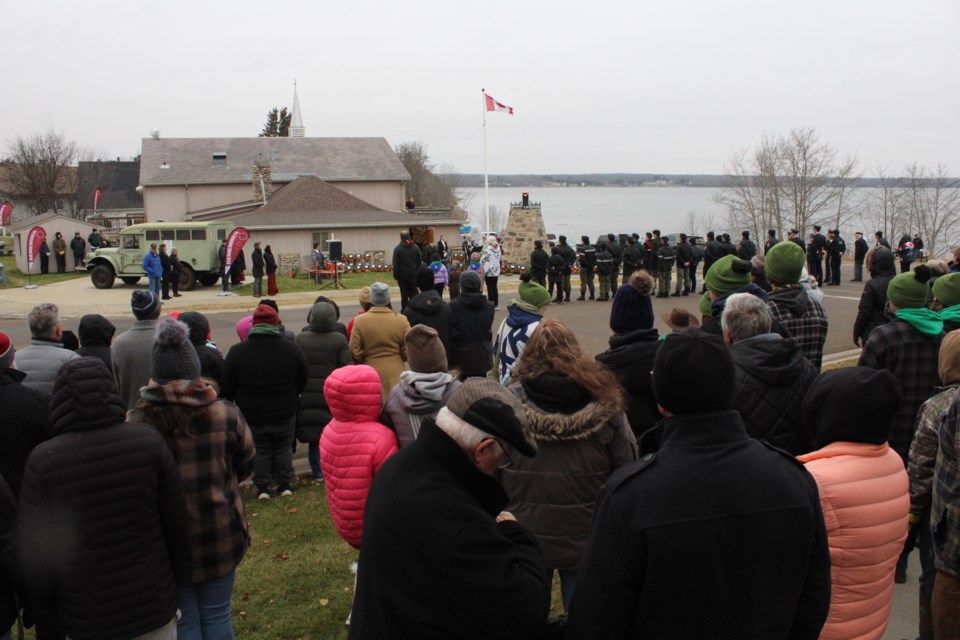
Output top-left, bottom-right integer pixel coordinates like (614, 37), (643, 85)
(290, 81), (305, 138)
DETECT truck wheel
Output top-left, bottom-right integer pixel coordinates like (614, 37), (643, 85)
(91, 265), (115, 289)
(120, 276), (141, 285)
(178, 265), (196, 291)
(197, 272), (220, 287)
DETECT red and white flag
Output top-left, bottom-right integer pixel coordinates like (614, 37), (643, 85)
(0, 202), (11, 227)
(27, 226), (46, 271)
(224, 227), (250, 274)
(93, 187), (103, 214)
(484, 93), (514, 115)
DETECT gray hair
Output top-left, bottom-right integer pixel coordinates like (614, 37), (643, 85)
(721, 293), (772, 343)
(435, 406), (500, 454)
(28, 303), (61, 339)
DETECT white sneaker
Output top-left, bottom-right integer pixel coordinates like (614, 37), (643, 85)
(279, 488), (293, 497)
(257, 491), (270, 500)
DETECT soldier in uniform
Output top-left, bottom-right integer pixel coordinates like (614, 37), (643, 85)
(673, 233), (693, 297)
(557, 235), (576, 303)
(529, 240), (549, 287)
(605, 233), (622, 296)
(621, 236), (642, 286)
(656, 237), (675, 298)
(576, 235), (597, 301)
(547, 246), (565, 304)
(594, 241), (614, 301)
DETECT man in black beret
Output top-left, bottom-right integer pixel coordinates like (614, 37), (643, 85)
(349, 379), (550, 640)
(568, 330), (831, 639)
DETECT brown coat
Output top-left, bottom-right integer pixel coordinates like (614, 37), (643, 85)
(349, 306), (410, 398)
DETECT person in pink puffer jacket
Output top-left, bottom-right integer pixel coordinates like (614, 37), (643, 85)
(320, 364), (398, 549)
(798, 366), (910, 640)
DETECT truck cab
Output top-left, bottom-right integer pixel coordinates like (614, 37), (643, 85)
(87, 221), (234, 290)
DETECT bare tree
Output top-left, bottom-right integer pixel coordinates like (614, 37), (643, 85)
(717, 127), (860, 239)
(682, 210), (720, 237)
(470, 205), (507, 234)
(395, 141), (461, 209)
(864, 162), (909, 243)
(3, 130), (78, 215)
(903, 163), (960, 258)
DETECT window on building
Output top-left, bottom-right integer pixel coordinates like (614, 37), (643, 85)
(212, 153), (227, 167)
(311, 231), (331, 250)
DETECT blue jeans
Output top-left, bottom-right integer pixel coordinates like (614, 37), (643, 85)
(178, 571), (236, 640)
(148, 276), (161, 295)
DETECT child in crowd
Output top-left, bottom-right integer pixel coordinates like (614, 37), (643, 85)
(448, 261), (463, 300)
(428, 252), (449, 299)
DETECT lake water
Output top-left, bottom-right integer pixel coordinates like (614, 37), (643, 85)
(462, 186), (727, 240)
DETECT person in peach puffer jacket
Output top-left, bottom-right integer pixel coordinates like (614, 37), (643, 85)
(319, 364), (398, 549)
(798, 367), (910, 640)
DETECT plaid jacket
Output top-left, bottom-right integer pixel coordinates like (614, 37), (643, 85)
(766, 286), (829, 369)
(933, 395), (960, 576)
(129, 380), (256, 583)
(908, 385), (959, 518)
(859, 319), (944, 461)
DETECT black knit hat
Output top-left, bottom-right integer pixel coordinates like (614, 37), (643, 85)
(653, 329), (734, 415)
(803, 367), (901, 449)
(609, 271), (655, 334)
(416, 267), (435, 293)
(131, 290), (160, 320)
(460, 270), (482, 293)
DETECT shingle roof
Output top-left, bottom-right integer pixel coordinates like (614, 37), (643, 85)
(9, 211), (98, 232)
(140, 137), (410, 186)
(191, 176), (459, 229)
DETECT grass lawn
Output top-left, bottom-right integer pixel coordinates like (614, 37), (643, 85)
(233, 479), (358, 640)
(232, 478), (563, 639)
(230, 271), (393, 296)
(0, 254), (87, 288)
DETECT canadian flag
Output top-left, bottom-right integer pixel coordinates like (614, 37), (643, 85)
(484, 93), (514, 115)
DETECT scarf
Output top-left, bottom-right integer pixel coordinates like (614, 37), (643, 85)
(895, 308), (944, 337)
(249, 324), (281, 336)
(139, 379), (218, 406)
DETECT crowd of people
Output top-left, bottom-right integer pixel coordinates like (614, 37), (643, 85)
(1, 224), (959, 639)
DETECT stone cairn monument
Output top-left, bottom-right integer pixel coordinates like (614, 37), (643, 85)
(500, 192), (547, 268)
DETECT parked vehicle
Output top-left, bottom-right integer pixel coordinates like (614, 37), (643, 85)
(87, 221), (234, 290)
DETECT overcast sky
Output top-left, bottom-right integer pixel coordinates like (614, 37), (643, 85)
(4, 0), (957, 176)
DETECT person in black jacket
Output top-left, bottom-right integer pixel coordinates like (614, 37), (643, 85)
(673, 233), (693, 296)
(605, 233), (622, 295)
(764, 229), (779, 255)
(223, 303), (308, 499)
(170, 247), (183, 297)
(178, 311), (225, 394)
(737, 230), (757, 260)
(702, 231), (722, 293)
(403, 268), (456, 358)
(529, 240), (549, 287)
(853, 247), (896, 347)
(811, 225), (828, 284)
(230, 247), (246, 287)
(0, 333), (53, 498)
(621, 236), (642, 286)
(18, 357), (192, 640)
(576, 236), (597, 301)
(568, 331), (831, 639)
(348, 379), (550, 640)
(0, 474), (19, 640)
(448, 271), (495, 378)
(392, 231), (423, 311)
(596, 271), (660, 439)
(850, 231), (868, 282)
(75, 313), (116, 370)
(251, 242), (265, 297)
(557, 235), (576, 303)
(655, 237), (675, 298)
(722, 293), (818, 455)
(159, 243), (173, 300)
(547, 247), (566, 304)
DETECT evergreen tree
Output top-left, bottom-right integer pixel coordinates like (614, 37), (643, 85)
(259, 107), (292, 137)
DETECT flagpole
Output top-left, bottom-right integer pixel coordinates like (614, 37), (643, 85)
(482, 88), (489, 234)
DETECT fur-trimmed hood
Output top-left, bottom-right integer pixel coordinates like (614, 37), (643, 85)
(511, 382), (622, 442)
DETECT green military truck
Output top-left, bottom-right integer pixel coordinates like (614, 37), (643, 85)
(87, 221), (234, 290)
